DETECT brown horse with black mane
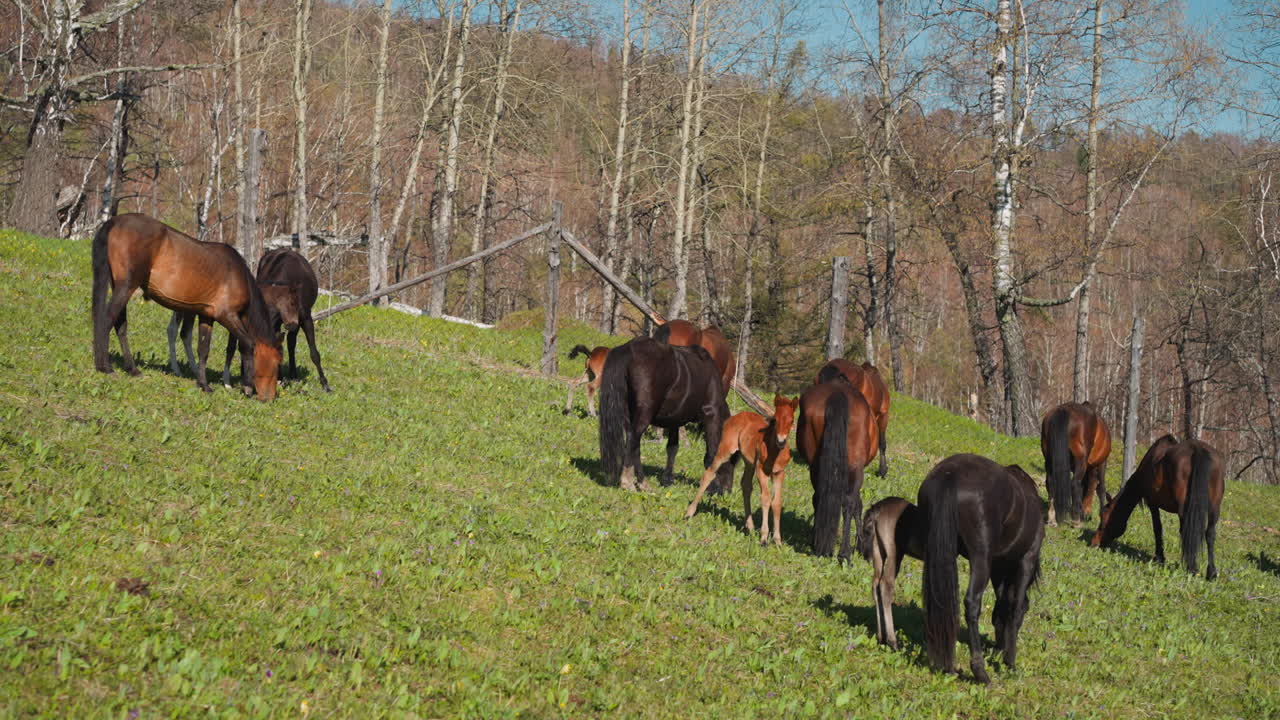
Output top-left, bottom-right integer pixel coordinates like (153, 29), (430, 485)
(1040, 401), (1111, 525)
(1090, 434), (1224, 580)
(815, 359), (891, 477)
(795, 372), (878, 560)
(92, 213), (282, 400)
(653, 319), (736, 398)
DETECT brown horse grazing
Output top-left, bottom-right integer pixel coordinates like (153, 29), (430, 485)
(857, 464), (1036, 651)
(653, 320), (736, 397)
(215, 248), (332, 392)
(167, 285), (299, 383)
(1090, 434), (1224, 580)
(684, 394), (799, 546)
(920, 455), (1044, 684)
(816, 359), (891, 477)
(564, 344), (610, 417)
(1040, 401), (1112, 526)
(598, 337), (730, 491)
(91, 213), (281, 400)
(795, 375), (878, 560)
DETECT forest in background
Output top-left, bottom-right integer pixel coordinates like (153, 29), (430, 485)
(2, 0), (1279, 482)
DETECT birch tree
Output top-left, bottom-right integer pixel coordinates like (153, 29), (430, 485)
(430, 0), (476, 317)
(292, 0), (313, 245)
(367, 0), (393, 298)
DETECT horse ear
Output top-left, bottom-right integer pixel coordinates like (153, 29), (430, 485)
(790, 396), (800, 409)
(774, 393), (785, 405)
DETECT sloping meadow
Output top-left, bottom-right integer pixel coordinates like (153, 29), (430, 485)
(1, 230), (1277, 718)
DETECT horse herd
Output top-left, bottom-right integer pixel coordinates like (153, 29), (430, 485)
(577, 326), (1226, 684)
(86, 213), (1227, 685)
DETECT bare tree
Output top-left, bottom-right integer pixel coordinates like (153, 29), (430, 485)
(291, 0), (313, 244)
(429, 0), (476, 317)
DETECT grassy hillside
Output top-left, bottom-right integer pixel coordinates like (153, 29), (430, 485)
(1, 229), (1278, 719)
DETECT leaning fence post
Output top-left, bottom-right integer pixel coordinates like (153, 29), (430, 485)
(541, 202), (563, 376)
(826, 256), (850, 360)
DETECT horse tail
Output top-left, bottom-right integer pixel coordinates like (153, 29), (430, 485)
(1047, 409), (1073, 522)
(922, 478), (959, 673)
(812, 390), (849, 557)
(598, 342), (633, 486)
(1181, 444), (1212, 574)
(568, 344), (591, 360)
(91, 218), (115, 370)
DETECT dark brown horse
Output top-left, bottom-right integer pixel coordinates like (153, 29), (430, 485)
(1090, 434), (1224, 580)
(653, 319), (736, 398)
(1040, 401), (1112, 525)
(816, 359), (891, 477)
(597, 337), (730, 491)
(795, 375), (878, 560)
(920, 455), (1044, 684)
(857, 464), (1036, 652)
(92, 213), (281, 400)
(213, 248), (331, 391)
(565, 344), (610, 417)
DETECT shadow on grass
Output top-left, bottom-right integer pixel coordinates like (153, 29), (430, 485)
(695, 502), (814, 554)
(810, 593), (926, 648)
(1247, 551), (1280, 578)
(570, 456), (694, 489)
(1079, 527), (1157, 564)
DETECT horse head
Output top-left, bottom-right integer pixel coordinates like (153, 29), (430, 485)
(251, 336), (283, 402)
(261, 284), (302, 332)
(772, 394), (799, 446)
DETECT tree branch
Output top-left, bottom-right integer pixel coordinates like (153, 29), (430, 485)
(77, 0), (153, 34)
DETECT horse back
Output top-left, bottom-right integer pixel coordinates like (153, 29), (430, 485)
(1150, 439), (1225, 513)
(107, 213), (252, 315)
(796, 380), (869, 466)
(257, 248), (320, 310)
(934, 455), (1043, 558)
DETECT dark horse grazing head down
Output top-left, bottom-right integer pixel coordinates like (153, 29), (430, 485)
(816, 359), (892, 478)
(222, 248), (331, 392)
(1091, 434), (1224, 580)
(92, 213), (281, 400)
(1040, 401), (1112, 526)
(919, 454), (1044, 684)
(597, 337), (730, 491)
(795, 373), (878, 561)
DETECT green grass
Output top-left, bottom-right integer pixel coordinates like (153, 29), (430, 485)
(1, 229), (1278, 718)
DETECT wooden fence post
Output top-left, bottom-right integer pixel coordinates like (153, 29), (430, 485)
(541, 202), (562, 376)
(240, 128), (266, 268)
(826, 256), (849, 360)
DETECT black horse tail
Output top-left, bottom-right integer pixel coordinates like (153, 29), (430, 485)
(812, 390), (849, 557)
(1047, 409), (1074, 522)
(598, 342), (633, 486)
(1181, 444), (1212, 574)
(568, 344), (592, 360)
(91, 218), (115, 370)
(922, 478), (959, 673)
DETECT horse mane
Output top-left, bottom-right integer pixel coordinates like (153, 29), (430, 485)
(816, 363), (853, 386)
(230, 249), (276, 344)
(652, 323), (672, 343)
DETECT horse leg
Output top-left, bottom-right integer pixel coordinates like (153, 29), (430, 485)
(586, 383), (597, 418)
(1205, 508), (1219, 581)
(742, 458), (757, 532)
(874, 544), (900, 649)
(769, 471), (785, 547)
(876, 424), (888, 478)
(300, 314), (329, 390)
(684, 445), (736, 518)
(222, 332), (237, 388)
(96, 283), (135, 374)
(964, 555), (993, 684)
(181, 314), (196, 373)
(167, 312), (184, 376)
(753, 463), (773, 545)
(1150, 503), (1165, 564)
(661, 427), (680, 488)
(623, 405), (656, 492)
(1088, 458), (1109, 518)
(1001, 553), (1038, 672)
(194, 318), (215, 392)
(1069, 459), (1088, 526)
(838, 466), (865, 564)
(112, 303), (141, 376)
(564, 378), (581, 414)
